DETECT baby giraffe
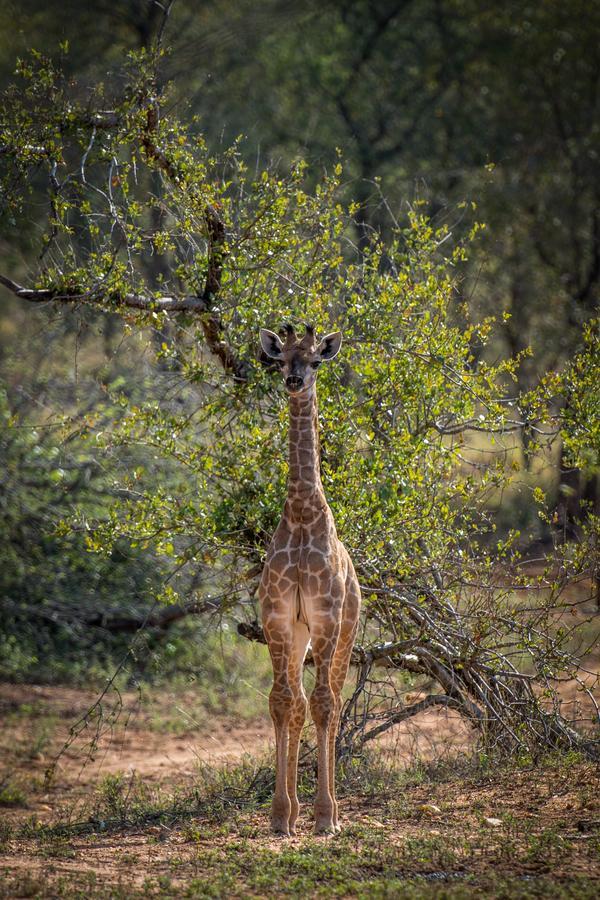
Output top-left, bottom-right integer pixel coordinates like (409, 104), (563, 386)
(259, 322), (361, 836)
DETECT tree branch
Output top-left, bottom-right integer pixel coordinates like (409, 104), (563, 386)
(0, 274), (209, 312)
(362, 694), (465, 743)
(237, 621), (426, 671)
(1, 84), (251, 383)
(86, 596), (222, 632)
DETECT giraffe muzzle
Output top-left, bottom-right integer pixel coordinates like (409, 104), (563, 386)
(286, 375), (304, 391)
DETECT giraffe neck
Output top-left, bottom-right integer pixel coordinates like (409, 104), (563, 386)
(287, 386), (323, 497)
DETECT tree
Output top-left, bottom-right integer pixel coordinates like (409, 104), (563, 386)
(0, 49), (598, 756)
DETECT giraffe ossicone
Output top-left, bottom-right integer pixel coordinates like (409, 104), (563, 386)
(258, 322), (361, 836)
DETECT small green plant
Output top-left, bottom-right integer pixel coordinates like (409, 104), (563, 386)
(93, 771), (156, 825)
(38, 834), (77, 860)
(192, 754), (275, 821)
(0, 775), (27, 807)
(525, 827), (567, 865)
(0, 820), (13, 849)
(95, 773), (128, 820)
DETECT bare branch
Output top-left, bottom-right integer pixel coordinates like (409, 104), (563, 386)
(362, 694), (465, 743)
(237, 621), (428, 672)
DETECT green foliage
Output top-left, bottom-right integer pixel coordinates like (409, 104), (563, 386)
(0, 49), (517, 593)
(0, 776), (27, 807)
(561, 320), (600, 472)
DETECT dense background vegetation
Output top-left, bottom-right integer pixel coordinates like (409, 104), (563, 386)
(0, 0), (597, 756)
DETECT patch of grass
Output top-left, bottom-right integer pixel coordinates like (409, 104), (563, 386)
(0, 822), (13, 850)
(151, 829), (600, 899)
(27, 755), (274, 840)
(0, 775), (27, 807)
(192, 752), (275, 819)
(94, 772), (154, 822)
(182, 832), (456, 898)
(37, 833), (77, 859)
(0, 871), (144, 899)
(0, 865), (599, 900)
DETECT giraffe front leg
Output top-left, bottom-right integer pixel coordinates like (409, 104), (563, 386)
(309, 626), (340, 835)
(264, 621), (297, 836)
(269, 678), (294, 835)
(286, 693), (307, 834)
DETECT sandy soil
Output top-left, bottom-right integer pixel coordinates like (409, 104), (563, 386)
(0, 682), (598, 897)
(0, 683), (273, 826)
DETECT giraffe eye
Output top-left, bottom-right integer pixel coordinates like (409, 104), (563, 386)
(311, 360), (321, 369)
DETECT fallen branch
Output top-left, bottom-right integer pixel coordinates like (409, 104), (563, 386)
(237, 614), (598, 760)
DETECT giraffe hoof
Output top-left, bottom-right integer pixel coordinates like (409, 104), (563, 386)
(271, 821), (291, 837)
(314, 822), (336, 836)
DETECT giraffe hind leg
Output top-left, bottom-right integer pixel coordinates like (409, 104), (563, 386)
(327, 624), (358, 832)
(328, 575), (361, 831)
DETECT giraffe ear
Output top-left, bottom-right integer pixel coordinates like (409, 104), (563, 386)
(317, 331), (342, 360)
(260, 328), (284, 359)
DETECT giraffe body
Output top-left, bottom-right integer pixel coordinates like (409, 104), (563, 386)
(258, 324), (361, 835)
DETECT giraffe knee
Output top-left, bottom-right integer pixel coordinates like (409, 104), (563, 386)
(291, 694), (308, 728)
(310, 685), (334, 729)
(269, 684), (294, 726)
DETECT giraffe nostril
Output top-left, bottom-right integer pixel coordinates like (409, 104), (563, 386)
(286, 375), (304, 390)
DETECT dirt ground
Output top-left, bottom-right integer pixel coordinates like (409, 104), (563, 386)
(0, 683), (273, 823)
(0, 680), (473, 818)
(0, 682), (599, 898)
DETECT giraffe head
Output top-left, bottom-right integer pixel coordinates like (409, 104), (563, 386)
(260, 323), (342, 394)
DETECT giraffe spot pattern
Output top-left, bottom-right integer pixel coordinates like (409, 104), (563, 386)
(258, 333), (361, 834)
